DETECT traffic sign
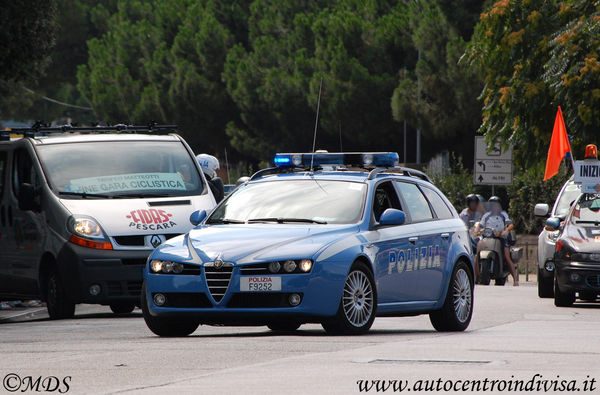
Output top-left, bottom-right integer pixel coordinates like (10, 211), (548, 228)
(474, 137), (513, 185)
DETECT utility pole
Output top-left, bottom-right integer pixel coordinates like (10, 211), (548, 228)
(416, 48), (421, 164)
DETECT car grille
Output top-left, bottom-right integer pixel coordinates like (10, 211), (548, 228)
(239, 263), (269, 275)
(113, 234), (180, 247)
(227, 293), (303, 308)
(106, 281), (142, 296)
(155, 293), (212, 308)
(204, 262), (234, 302)
(586, 275), (600, 288)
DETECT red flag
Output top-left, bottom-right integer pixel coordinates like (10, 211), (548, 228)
(544, 106), (571, 181)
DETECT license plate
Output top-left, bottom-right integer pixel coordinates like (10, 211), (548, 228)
(240, 276), (281, 292)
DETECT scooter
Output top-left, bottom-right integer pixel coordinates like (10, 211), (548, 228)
(477, 227), (523, 286)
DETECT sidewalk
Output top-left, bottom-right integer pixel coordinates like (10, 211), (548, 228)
(0, 302), (47, 323)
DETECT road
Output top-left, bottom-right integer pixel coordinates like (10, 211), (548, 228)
(1, 282), (599, 394)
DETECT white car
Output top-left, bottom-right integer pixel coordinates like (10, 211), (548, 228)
(534, 178), (580, 298)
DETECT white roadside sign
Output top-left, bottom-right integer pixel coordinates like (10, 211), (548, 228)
(474, 137), (513, 185)
(574, 160), (600, 193)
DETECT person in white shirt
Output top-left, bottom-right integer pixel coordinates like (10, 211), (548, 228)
(475, 196), (519, 286)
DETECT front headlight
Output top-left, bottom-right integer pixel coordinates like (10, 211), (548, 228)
(150, 260), (184, 274)
(68, 216), (104, 238)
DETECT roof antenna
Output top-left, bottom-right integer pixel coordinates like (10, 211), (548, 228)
(310, 77), (323, 171)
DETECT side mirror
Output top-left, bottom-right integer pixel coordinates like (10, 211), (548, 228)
(545, 217), (561, 232)
(18, 183), (39, 211)
(379, 209), (406, 226)
(189, 210), (207, 226)
(534, 203), (550, 217)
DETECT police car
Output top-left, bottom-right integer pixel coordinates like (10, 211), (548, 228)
(142, 152), (474, 336)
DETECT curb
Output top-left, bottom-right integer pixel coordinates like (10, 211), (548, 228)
(0, 307), (48, 323)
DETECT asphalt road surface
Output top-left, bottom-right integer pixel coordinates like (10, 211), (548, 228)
(1, 283), (599, 394)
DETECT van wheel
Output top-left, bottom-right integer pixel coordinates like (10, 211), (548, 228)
(554, 278), (575, 307)
(479, 259), (491, 285)
(46, 270), (75, 320)
(537, 268), (554, 298)
(141, 282), (200, 337)
(321, 262), (377, 335)
(110, 302), (136, 314)
(430, 262), (473, 332)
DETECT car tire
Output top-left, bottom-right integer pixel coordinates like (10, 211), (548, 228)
(537, 268), (554, 298)
(494, 277), (506, 286)
(267, 322), (301, 332)
(554, 277), (575, 307)
(479, 259), (491, 286)
(110, 302), (136, 314)
(141, 282), (200, 337)
(429, 261), (473, 332)
(321, 261), (377, 335)
(46, 269), (75, 320)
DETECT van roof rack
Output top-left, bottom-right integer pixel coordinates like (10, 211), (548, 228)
(1, 122), (178, 140)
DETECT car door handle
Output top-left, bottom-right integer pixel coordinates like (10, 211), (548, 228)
(441, 233), (450, 239)
(408, 237), (418, 244)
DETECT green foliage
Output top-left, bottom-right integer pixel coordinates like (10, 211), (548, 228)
(390, 2), (482, 152)
(466, 0), (600, 167)
(507, 163), (569, 234)
(428, 155), (475, 211)
(0, 0), (57, 83)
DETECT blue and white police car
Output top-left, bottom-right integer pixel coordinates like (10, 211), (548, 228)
(141, 152), (474, 336)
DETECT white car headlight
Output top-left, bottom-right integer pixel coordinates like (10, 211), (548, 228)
(68, 216), (105, 238)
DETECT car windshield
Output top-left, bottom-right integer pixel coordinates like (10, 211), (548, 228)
(554, 182), (581, 217)
(571, 194), (600, 225)
(36, 141), (204, 198)
(207, 179), (367, 224)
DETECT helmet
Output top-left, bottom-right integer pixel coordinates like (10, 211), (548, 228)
(196, 154), (220, 179)
(235, 176), (250, 186)
(466, 194), (479, 205)
(475, 194), (486, 203)
(488, 196), (501, 204)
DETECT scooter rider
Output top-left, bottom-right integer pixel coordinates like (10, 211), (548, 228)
(475, 196), (519, 286)
(196, 154), (225, 202)
(460, 194), (482, 226)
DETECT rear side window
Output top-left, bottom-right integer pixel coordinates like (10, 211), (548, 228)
(395, 182), (433, 222)
(0, 151), (6, 196)
(421, 187), (454, 219)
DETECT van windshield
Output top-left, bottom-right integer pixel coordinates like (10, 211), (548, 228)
(36, 141), (204, 198)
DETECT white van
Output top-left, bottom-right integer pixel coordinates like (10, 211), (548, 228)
(0, 125), (216, 318)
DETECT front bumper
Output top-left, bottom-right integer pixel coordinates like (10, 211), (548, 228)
(144, 261), (347, 324)
(555, 259), (600, 294)
(57, 242), (152, 304)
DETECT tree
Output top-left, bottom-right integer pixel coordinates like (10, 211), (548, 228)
(77, 0), (244, 154)
(465, 0), (600, 167)
(390, 1), (483, 164)
(0, 0), (57, 121)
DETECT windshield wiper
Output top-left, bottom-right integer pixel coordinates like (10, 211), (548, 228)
(206, 218), (245, 224)
(575, 220), (600, 225)
(58, 191), (117, 199)
(248, 217), (327, 224)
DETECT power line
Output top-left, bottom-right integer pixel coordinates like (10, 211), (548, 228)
(21, 85), (93, 111)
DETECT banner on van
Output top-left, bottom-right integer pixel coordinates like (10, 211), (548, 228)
(67, 173), (187, 194)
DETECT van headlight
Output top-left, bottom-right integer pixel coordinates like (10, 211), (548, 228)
(68, 216), (105, 238)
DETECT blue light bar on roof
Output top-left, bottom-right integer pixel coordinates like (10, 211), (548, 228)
(273, 152), (399, 168)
